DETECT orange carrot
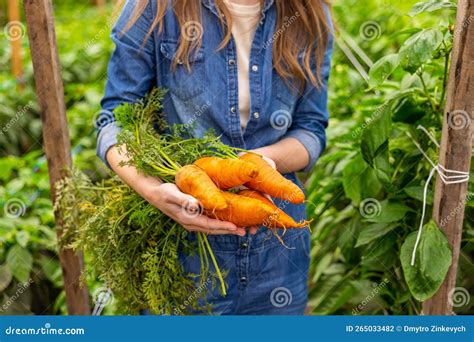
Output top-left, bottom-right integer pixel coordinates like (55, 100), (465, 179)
(194, 156), (259, 190)
(239, 153), (305, 204)
(175, 165), (227, 210)
(239, 189), (309, 229)
(205, 191), (274, 227)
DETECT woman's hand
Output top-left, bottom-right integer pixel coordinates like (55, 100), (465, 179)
(107, 146), (245, 236)
(144, 183), (246, 236)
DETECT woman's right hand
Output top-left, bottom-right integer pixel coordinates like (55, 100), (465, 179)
(107, 146), (245, 236)
(143, 183), (246, 236)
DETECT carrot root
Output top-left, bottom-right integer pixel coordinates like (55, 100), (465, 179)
(194, 156), (259, 190)
(205, 191), (274, 227)
(175, 165), (227, 210)
(239, 153), (305, 204)
(239, 189), (310, 229)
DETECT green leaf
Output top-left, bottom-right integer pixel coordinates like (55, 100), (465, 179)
(0, 264), (13, 292)
(356, 223), (398, 247)
(15, 231), (30, 248)
(342, 155), (382, 205)
(361, 234), (397, 270)
(338, 217), (361, 262)
(366, 200), (411, 223)
(311, 276), (355, 315)
(404, 186), (433, 205)
(369, 54), (400, 88)
(409, 0), (457, 17)
(400, 220), (452, 301)
(0, 156), (19, 181)
(393, 97), (427, 123)
(399, 29), (443, 73)
(39, 255), (63, 286)
(6, 245), (33, 283)
(361, 104), (392, 168)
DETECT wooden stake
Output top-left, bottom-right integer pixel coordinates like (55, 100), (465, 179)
(23, 0), (90, 315)
(7, 0), (23, 90)
(94, 0), (106, 13)
(423, 0), (473, 315)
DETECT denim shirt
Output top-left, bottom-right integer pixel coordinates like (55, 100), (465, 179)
(96, 0), (333, 172)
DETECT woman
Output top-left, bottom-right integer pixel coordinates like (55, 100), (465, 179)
(96, 0), (333, 314)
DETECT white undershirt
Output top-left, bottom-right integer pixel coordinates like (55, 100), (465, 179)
(224, 0), (261, 129)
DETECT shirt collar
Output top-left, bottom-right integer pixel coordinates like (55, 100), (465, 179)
(201, 0), (274, 17)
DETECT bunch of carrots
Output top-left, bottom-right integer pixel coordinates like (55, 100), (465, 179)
(176, 153), (309, 229)
(57, 89), (309, 314)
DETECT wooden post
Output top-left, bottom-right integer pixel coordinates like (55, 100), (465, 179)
(7, 0), (23, 90)
(93, 0), (106, 13)
(23, 0), (90, 315)
(422, 0), (474, 315)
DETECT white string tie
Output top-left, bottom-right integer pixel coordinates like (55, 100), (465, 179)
(406, 126), (469, 266)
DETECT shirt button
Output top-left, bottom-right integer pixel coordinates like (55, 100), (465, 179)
(230, 106), (236, 113)
(241, 242), (248, 249)
(251, 65), (258, 72)
(228, 59), (236, 65)
(240, 276), (247, 283)
(253, 112), (260, 119)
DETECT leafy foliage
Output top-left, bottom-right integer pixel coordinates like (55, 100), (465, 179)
(56, 89), (242, 314)
(306, 0), (473, 315)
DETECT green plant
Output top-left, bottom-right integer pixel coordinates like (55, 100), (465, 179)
(307, 0), (473, 315)
(56, 89), (249, 314)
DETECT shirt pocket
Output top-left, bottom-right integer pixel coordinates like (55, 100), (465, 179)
(272, 71), (298, 108)
(160, 40), (206, 101)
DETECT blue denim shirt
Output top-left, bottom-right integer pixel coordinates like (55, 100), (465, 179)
(96, 0), (333, 172)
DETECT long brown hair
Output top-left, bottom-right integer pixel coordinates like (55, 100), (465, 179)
(126, 0), (332, 89)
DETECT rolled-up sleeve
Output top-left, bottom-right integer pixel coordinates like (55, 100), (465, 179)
(96, 0), (157, 167)
(283, 11), (334, 172)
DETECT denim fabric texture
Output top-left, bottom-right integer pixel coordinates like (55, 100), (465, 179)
(97, 0), (333, 314)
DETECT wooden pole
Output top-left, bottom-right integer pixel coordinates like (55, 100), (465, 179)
(7, 0), (23, 90)
(422, 0), (474, 315)
(23, 0), (90, 315)
(93, 0), (106, 13)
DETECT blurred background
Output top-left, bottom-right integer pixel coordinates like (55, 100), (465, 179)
(0, 0), (472, 315)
